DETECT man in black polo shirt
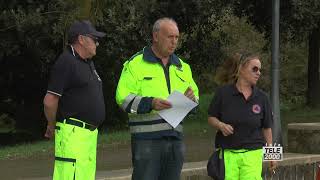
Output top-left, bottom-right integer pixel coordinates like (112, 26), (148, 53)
(43, 20), (106, 180)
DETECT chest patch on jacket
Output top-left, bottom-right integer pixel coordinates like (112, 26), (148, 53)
(252, 104), (261, 114)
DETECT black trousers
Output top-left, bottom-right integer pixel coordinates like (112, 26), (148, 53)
(131, 138), (185, 180)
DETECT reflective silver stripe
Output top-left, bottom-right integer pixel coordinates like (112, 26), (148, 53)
(47, 90), (62, 97)
(130, 123), (183, 133)
(121, 94), (136, 110)
(130, 96), (142, 113)
(129, 113), (162, 122)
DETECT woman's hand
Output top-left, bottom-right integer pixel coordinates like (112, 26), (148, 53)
(218, 121), (234, 136)
(269, 161), (277, 172)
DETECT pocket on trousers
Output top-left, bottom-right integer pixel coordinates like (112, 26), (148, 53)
(55, 125), (75, 158)
(53, 157), (76, 180)
(54, 126), (62, 157)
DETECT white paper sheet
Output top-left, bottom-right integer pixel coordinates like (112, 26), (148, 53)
(158, 91), (198, 128)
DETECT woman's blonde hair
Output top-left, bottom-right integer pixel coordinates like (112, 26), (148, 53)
(214, 52), (259, 85)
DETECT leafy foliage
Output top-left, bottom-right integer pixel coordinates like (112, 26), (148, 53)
(0, 0), (312, 137)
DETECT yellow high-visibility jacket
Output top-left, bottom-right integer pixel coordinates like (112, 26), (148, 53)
(116, 47), (199, 136)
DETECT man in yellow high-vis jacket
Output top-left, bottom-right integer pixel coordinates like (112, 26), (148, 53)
(116, 17), (199, 180)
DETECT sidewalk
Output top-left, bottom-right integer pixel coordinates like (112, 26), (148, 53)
(24, 161), (209, 180)
(26, 153), (320, 180)
(1, 135), (214, 180)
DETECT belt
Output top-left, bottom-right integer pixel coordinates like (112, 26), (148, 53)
(57, 118), (97, 131)
(162, 136), (179, 140)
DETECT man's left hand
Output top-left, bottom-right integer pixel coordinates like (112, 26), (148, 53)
(184, 86), (196, 102)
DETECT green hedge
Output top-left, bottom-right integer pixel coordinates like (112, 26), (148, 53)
(0, 0), (308, 135)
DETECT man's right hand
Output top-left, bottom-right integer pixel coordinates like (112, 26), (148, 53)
(43, 93), (59, 139)
(44, 121), (56, 139)
(152, 98), (172, 110)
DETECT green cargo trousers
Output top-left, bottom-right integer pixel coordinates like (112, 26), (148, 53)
(53, 119), (98, 180)
(224, 149), (263, 180)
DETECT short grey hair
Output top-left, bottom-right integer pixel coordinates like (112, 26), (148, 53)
(152, 17), (177, 33)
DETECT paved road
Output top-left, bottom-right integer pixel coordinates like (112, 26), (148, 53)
(0, 135), (214, 180)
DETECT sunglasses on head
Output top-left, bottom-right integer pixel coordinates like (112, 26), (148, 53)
(252, 66), (261, 73)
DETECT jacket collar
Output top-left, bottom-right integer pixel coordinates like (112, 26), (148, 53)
(142, 46), (181, 67)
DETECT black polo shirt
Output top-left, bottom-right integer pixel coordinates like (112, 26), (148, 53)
(208, 84), (273, 149)
(47, 46), (105, 126)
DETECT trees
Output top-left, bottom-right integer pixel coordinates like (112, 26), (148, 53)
(232, 0), (320, 107)
(0, 0), (317, 141)
(0, 0), (95, 139)
(307, 27), (320, 107)
(0, 0), (62, 138)
(278, 0), (320, 107)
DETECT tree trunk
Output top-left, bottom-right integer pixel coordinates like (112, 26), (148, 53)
(63, 0), (93, 48)
(76, 0), (92, 20)
(307, 27), (320, 107)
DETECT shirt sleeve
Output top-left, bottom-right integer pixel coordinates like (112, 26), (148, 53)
(208, 87), (222, 118)
(116, 60), (154, 114)
(262, 95), (273, 128)
(47, 57), (72, 96)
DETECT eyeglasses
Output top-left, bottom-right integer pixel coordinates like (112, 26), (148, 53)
(252, 66), (261, 73)
(83, 34), (99, 46)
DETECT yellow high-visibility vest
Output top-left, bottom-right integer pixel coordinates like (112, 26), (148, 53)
(116, 47), (199, 134)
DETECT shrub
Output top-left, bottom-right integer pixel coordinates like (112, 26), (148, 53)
(187, 8), (270, 93)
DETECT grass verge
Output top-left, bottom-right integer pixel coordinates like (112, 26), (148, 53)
(1, 94), (320, 160)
